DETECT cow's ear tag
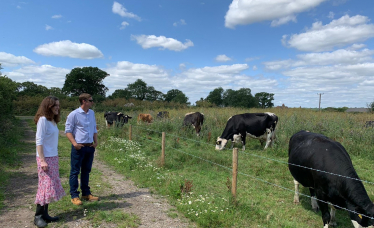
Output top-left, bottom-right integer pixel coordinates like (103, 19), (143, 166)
(358, 214), (362, 219)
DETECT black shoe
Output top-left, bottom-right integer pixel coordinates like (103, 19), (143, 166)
(34, 215), (48, 228)
(42, 204), (59, 223)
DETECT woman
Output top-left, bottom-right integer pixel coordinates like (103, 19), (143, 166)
(33, 96), (65, 227)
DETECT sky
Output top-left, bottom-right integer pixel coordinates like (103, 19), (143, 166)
(1, 0), (374, 108)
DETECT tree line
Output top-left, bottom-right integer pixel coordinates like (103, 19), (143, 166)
(2, 65), (275, 108)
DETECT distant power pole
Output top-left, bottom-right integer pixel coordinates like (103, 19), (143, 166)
(317, 93), (324, 112)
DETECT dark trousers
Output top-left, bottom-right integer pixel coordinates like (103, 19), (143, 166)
(69, 145), (95, 198)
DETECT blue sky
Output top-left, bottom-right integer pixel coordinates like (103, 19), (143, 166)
(1, 0), (374, 108)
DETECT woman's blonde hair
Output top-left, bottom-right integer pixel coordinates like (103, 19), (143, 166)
(34, 96), (60, 124)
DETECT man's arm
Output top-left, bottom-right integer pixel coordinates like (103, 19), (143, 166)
(92, 133), (98, 148)
(66, 133), (83, 150)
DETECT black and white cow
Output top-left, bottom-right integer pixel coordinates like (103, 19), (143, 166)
(157, 111), (170, 119)
(365, 121), (374, 128)
(104, 111), (132, 127)
(215, 112), (278, 151)
(289, 130), (374, 228)
(183, 112), (204, 136)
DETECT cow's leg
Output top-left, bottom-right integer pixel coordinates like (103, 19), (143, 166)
(105, 120), (108, 128)
(270, 129), (276, 147)
(310, 188), (319, 212)
(264, 129), (272, 149)
(293, 179), (300, 203)
(328, 204), (337, 226)
(241, 133), (246, 151)
(315, 189), (331, 227)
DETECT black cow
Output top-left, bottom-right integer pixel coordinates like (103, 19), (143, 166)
(157, 111), (170, 119)
(183, 112), (204, 136)
(289, 130), (374, 228)
(215, 112), (278, 151)
(104, 111), (132, 127)
(365, 121), (374, 128)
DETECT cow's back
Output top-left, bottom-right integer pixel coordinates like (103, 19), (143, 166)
(288, 130), (356, 189)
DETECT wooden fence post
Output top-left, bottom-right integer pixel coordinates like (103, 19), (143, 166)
(232, 148), (238, 199)
(161, 132), (165, 166)
(129, 124), (132, 141)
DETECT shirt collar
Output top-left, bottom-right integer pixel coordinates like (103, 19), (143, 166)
(78, 107), (90, 114)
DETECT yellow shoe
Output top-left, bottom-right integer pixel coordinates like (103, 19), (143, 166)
(82, 194), (100, 201)
(71, 197), (83, 205)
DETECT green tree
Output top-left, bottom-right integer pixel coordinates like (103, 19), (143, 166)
(255, 92), (274, 108)
(110, 89), (132, 99)
(145, 86), (164, 101)
(62, 67), (109, 96)
(367, 102), (374, 113)
(126, 79), (148, 100)
(17, 81), (49, 97)
(206, 87), (224, 106)
(223, 88), (256, 108)
(48, 87), (67, 98)
(164, 89), (189, 104)
(196, 98), (215, 107)
(0, 64), (19, 116)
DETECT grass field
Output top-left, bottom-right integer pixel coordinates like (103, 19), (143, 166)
(2, 107), (373, 227)
(94, 107), (374, 227)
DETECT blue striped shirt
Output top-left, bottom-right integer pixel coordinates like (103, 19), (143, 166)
(65, 107), (97, 143)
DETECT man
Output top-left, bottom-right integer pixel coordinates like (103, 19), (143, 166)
(65, 93), (99, 205)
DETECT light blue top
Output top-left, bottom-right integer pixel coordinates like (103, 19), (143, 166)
(65, 107), (97, 143)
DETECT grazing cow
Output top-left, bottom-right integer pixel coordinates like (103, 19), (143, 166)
(365, 121), (374, 128)
(137, 113), (153, 123)
(289, 130), (374, 228)
(183, 112), (204, 136)
(157, 111), (170, 119)
(215, 112), (278, 151)
(104, 112), (132, 127)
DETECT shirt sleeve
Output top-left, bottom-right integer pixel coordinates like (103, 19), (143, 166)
(36, 117), (47, 146)
(65, 112), (75, 134)
(93, 114), (98, 134)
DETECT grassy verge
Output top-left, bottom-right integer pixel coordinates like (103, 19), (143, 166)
(0, 117), (24, 210)
(96, 107), (374, 227)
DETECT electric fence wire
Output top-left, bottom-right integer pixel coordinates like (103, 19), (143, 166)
(129, 131), (374, 220)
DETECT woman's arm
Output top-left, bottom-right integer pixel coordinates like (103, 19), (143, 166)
(36, 117), (49, 171)
(36, 145), (48, 171)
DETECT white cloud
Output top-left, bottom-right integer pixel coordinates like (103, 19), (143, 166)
(225, 0), (327, 28)
(45, 25), (53, 30)
(112, 1), (141, 21)
(271, 15), (297, 27)
(6, 65), (70, 88)
(173, 19), (187, 27)
(253, 65), (257, 70)
(52, 15), (62, 19)
(104, 61), (170, 93)
(264, 48), (374, 70)
(282, 15), (374, 52)
(171, 64), (278, 102)
(215, 54), (232, 62)
(33, 40), (104, 59)
(0, 52), (35, 67)
(120, 21), (129, 29)
(131, 35), (194, 51)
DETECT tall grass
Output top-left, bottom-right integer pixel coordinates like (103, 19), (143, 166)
(97, 107), (374, 227)
(0, 116), (25, 209)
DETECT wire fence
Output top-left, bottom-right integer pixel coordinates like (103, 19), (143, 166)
(117, 124), (374, 220)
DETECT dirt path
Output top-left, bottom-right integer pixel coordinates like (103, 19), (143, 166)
(0, 120), (194, 228)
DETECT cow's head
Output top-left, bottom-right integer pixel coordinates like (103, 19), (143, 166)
(215, 137), (228, 150)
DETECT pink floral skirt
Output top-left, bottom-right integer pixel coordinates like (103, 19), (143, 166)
(35, 156), (66, 206)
